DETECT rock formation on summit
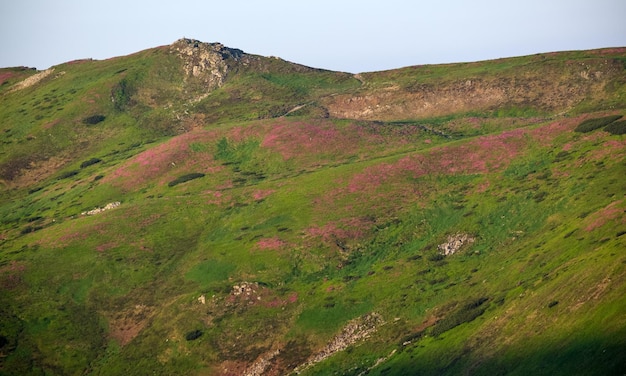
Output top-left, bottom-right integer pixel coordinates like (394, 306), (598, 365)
(170, 38), (244, 90)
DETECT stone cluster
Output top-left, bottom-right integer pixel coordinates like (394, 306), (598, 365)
(438, 233), (475, 256)
(296, 312), (385, 373)
(170, 38), (244, 90)
(81, 201), (121, 216)
(231, 282), (262, 303)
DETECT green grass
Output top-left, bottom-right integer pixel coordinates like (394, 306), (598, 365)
(0, 43), (625, 375)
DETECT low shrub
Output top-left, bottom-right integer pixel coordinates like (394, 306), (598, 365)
(80, 158), (102, 168)
(574, 115), (622, 133)
(20, 225), (42, 234)
(185, 330), (203, 341)
(553, 151), (571, 163)
(604, 120), (626, 135)
(111, 78), (134, 111)
(430, 297), (488, 337)
(168, 173), (205, 187)
(82, 114), (106, 125)
(58, 170), (79, 179)
(28, 187), (43, 194)
(533, 191), (548, 203)
(428, 254), (445, 262)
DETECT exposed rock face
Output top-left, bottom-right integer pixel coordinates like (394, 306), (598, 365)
(295, 312), (385, 373)
(438, 233), (475, 256)
(323, 56), (625, 121)
(244, 349), (280, 376)
(10, 68), (55, 92)
(81, 201), (121, 216)
(170, 38), (244, 90)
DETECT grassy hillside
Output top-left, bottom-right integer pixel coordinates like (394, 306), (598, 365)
(0, 40), (625, 375)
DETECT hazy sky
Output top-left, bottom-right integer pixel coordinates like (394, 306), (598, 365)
(1, 0), (625, 73)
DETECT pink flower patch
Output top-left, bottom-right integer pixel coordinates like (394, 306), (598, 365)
(0, 260), (26, 273)
(53, 230), (89, 248)
(263, 292), (298, 308)
(306, 217), (373, 243)
(204, 190), (232, 206)
(586, 139), (626, 162)
(96, 242), (117, 252)
(261, 120), (343, 160)
(530, 118), (578, 146)
(474, 180), (491, 193)
(287, 292), (298, 303)
(0, 260), (27, 290)
(252, 189), (274, 201)
(318, 126), (529, 218)
(104, 130), (223, 190)
(0, 72), (16, 85)
(585, 200), (625, 232)
(256, 237), (286, 250)
(42, 119), (61, 130)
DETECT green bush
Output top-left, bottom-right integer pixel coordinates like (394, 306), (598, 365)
(185, 330), (203, 341)
(111, 78), (134, 111)
(604, 120), (626, 135)
(82, 115), (106, 125)
(574, 115), (622, 133)
(428, 253), (445, 262)
(20, 225), (42, 234)
(430, 297), (489, 337)
(58, 170), (79, 179)
(168, 173), (205, 187)
(80, 158), (102, 168)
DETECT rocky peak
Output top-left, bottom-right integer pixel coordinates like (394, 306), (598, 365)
(170, 38), (245, 90)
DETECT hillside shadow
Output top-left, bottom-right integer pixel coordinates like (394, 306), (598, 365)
(375, 335), (626, 376)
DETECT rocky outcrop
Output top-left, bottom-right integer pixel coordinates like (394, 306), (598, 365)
(438, 233), (475, 256)
(170, 38), (244, 91)
(323, 55), (625, 121)
(244, 349), (280, 376)
(81, 201), (121, 216)
(295, 312), (385, 374)
(9, 68), (55, 92)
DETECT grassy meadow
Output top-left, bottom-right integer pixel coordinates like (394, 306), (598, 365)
(0, 42), (625, 375)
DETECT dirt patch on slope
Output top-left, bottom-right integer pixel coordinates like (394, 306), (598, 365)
(1, 155), (71, 188)
(107, 304), (155, 346)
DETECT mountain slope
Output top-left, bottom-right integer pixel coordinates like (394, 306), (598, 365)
(324, 48), (626, 120)
(0, 40), (625, 375)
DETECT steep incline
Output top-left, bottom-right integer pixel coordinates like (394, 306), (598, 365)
(324, 48), (626, 120)
(0, 40), (625, 375)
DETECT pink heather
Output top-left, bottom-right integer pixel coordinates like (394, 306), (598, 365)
(252, 189), (275, 201)
(585, 200), (624, 232)
(256, 237), (286, 251)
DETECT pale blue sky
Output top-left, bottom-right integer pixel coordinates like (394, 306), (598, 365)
(1, 0), (625, 73)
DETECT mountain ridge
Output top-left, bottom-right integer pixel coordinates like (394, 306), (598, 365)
(0, 39), (625, 375)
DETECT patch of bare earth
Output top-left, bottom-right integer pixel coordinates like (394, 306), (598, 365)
(2, 155), (71, 189)
(107, 304), (155, 346)
(571, 271), (624, 311)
